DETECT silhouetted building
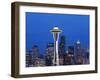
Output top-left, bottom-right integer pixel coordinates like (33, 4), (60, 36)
(68, 46), (75, 64)
(64, 51), (72, 65)
(85, 49), (89, 59)
(59, 36), (66, 65)
(45, 55), (53, 66)
(31, 45), (40, 66)
(45, 43), (54, 66)
(34, 58), (45, 67)
(26, 50), (32, 67)
(68, 46), (74, 56)
(59, 36), (66, 54)
(59, 54), (64, 65)
(74, 40), (83, 64)
(83, 48), (90, 64)
(46, 43), (54, 58)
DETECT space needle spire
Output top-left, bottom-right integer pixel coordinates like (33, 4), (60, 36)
(50, 26), (62, 66)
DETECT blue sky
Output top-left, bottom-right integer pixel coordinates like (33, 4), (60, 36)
(26, 12), (89, 54)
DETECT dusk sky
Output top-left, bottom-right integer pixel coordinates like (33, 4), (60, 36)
(26, 12), (89, 54)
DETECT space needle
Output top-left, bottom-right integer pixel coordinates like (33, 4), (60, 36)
(50, 26), (62, 66)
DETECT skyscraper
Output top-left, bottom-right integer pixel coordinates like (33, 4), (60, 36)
(68, 46), (74, 64)
(68, 46), (74, 56)
(59, 36), (66, 65)
(59, 36), (66, 55)
(45, 43), (54, 66)
(31, 45), (40, 66)
(82, 48), (90, 64)
(74, 40), (83, 64)
(26, 49), (32, 67)
(46, 43), (54, 58)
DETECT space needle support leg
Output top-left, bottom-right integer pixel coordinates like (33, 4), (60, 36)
(56, 40), (59, 66)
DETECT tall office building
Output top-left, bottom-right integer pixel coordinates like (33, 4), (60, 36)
(68, 46), (74, 64)
(26, 49), (32, 67)
(74, 40), (83, 64)
(45, 43), (54, 66)
(68, 46), (74, 56)
(83, 48), (90, 64)
(31, 45), (40, 66)
(59, 36), (66, 55)
(34, 58), (45, 67)
(64, 46), (74, 65)
(46, 43), (54, 58)
(59, 36), (66, 65)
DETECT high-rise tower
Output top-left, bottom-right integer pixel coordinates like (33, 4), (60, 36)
(50, 26), (62, 66)
(75, 40), (83, 64)
(59, 36), (66, 54)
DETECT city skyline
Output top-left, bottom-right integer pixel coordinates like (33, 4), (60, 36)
(26, 36), (89, 54)
(26, 12), (89, 54)
(26, 36), (90, 67)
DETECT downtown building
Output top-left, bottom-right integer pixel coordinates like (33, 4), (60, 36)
(59, 36), (66, 65)
(45, 43), (54, 66)
(74, 40), (83, 64)
(26, 48), (45, 67)
(32, 45), (45, 67)
(74, 40), (90, 65)
(65, 46), (74, 65)
(26, 49), (33, 67)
